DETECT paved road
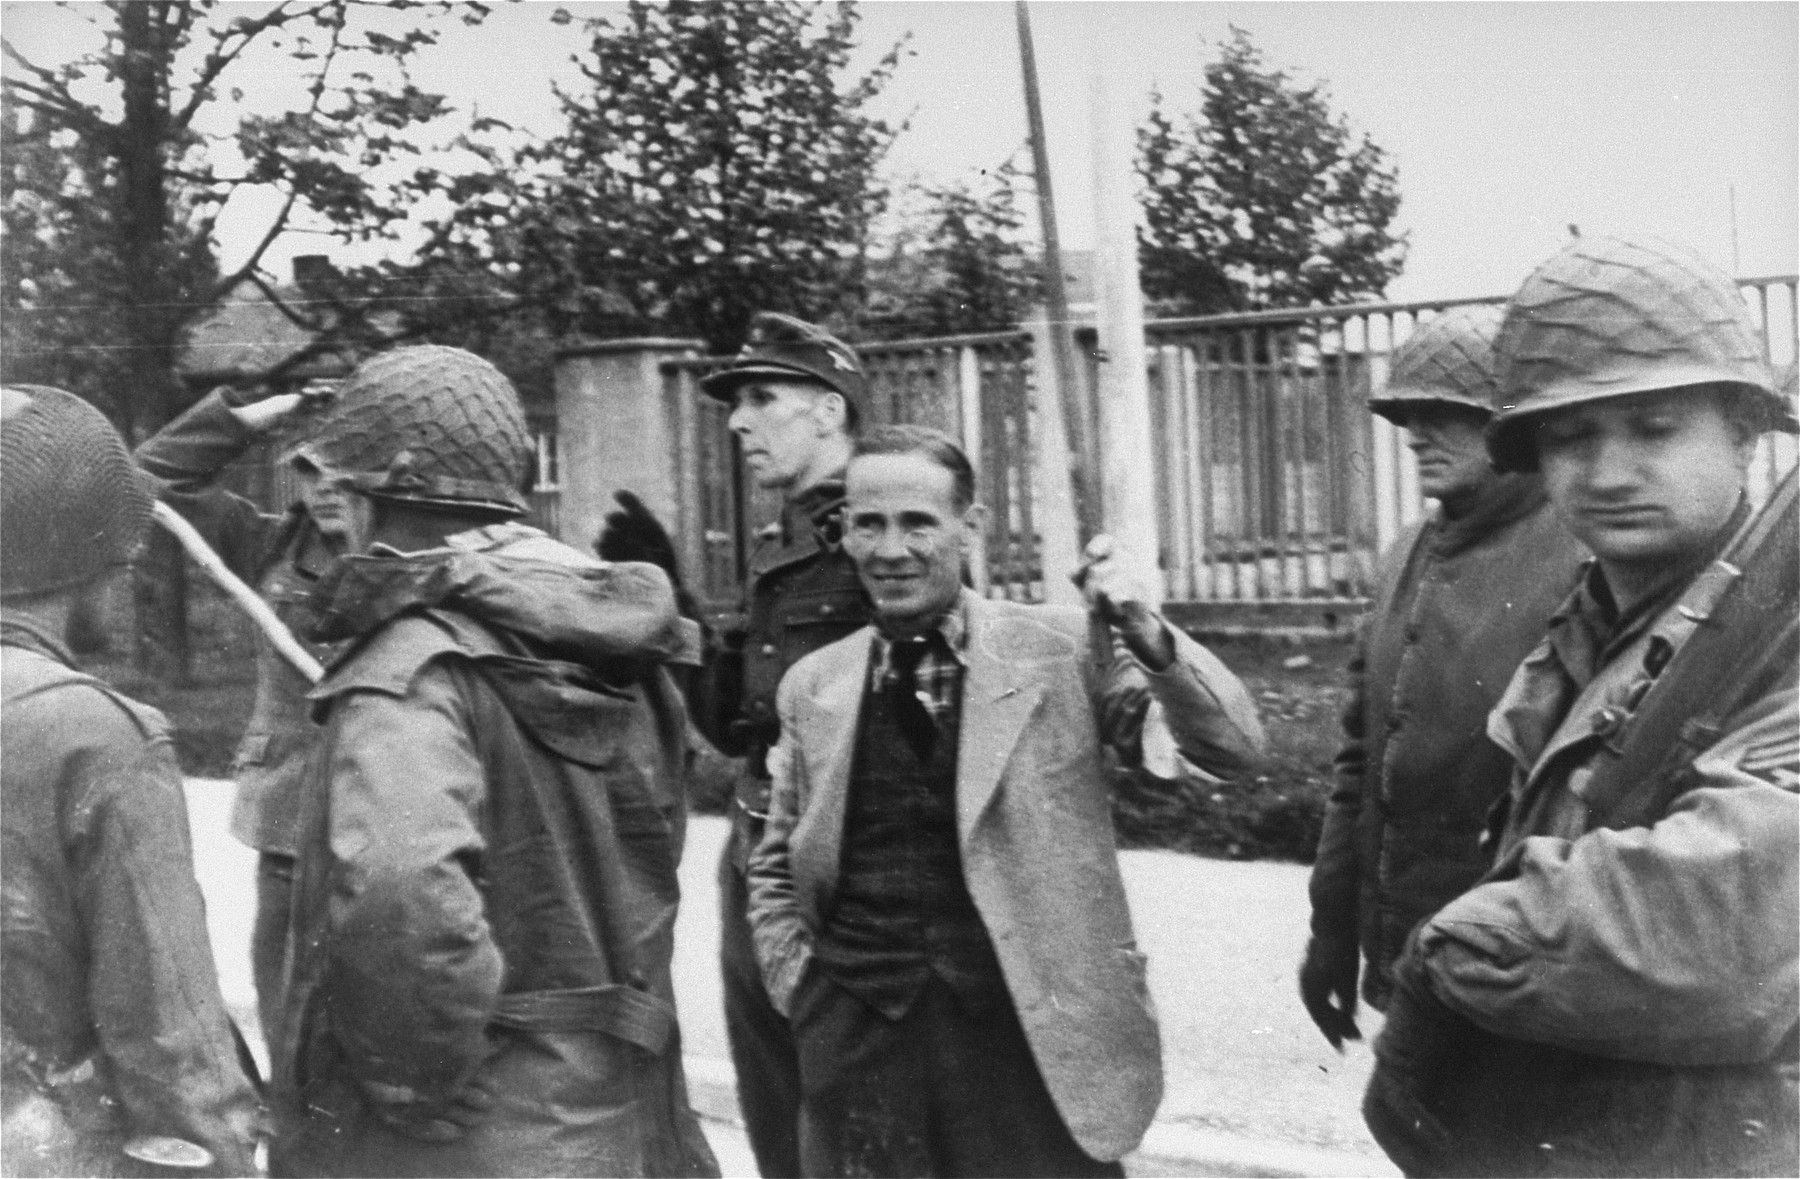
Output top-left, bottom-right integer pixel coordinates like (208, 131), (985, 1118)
(185, 782), (1392, 1176)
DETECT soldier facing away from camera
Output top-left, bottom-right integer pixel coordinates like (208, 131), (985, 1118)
(1364, 236), (1800, 1177)
(600, 311), (874, 1178)
(266, 346), (717, 1178)
(1300, 305), (1588, 1049)
(1, 386), (260, 1177)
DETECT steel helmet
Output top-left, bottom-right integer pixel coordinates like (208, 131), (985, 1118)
(288, 345), (532, 516)
(1488, 235), (1795, 472)
(2, 385), (153, 598)
(1368, 304), (1505, 423)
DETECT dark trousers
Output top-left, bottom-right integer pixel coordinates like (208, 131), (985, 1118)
(253, 851), (296, 1048)
(794, 974), (1122, 1179)
(720, 822), (804, 1178)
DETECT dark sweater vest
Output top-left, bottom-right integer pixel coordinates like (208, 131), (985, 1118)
(814, 665), (1007, 1020)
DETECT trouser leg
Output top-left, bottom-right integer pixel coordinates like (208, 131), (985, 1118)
(251, 852), (296, 1050)
(720, 826), (804, 1178)
(926, 983), (1123, 1179)
(795, 978), (932, 1179)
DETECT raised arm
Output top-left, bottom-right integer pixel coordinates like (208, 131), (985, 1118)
(135, 387), (307, 580)
(1079, 535), (1266, 780)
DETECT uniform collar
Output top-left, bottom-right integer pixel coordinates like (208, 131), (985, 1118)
(1430, 472), (1548, 557)
(870, 589), (971, 671)
(780, 475), (847, 546)
(0, 611), (75, 666)
(1547, 496), (1751, 688)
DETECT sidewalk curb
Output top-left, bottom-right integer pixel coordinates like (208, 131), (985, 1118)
(682, 1055), (1397, 1178)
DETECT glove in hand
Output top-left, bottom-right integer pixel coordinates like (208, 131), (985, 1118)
(1297, 935), (1361, 1051)
(597, 490), (681, 582)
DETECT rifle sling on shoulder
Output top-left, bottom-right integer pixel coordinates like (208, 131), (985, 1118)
(1578, 469), (1798, 831)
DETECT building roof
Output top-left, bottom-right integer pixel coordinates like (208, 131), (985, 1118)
(177, 281), (358, 383)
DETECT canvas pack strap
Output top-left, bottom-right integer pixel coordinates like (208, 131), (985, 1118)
(490, 984), (675, 1055)
(1577, 470), (1798, 831)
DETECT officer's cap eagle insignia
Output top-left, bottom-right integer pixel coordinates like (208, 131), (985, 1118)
(746, 312), (856, 370)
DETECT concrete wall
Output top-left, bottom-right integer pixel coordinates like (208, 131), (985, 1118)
(553, 337), (703, 554)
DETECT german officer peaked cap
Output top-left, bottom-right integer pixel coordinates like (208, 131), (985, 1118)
(699, 312), (867, 416)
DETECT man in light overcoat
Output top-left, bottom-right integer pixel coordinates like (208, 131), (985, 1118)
(747, 425), (1265, 1176)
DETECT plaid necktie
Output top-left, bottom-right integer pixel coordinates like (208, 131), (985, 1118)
(885, 634), (937, 761)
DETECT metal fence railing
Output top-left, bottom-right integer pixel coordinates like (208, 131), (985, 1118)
(1138, 295), (1503, 605)
(653, 277), (1797, 620)
(1136, 277), (1798, 609)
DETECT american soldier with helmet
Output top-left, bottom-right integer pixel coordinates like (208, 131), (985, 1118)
(1363, 237), (1800, 1177)
(1299, 305), (1589, 1049)
(1, 387), (260, 1177)
(265, 346), (718, 1178)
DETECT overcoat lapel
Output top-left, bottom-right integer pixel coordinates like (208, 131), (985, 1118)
(793, 632), (871, 909)
(957, 600), (1043, 844)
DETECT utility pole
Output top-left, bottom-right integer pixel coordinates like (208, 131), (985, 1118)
(1088, 20), (1163, 603)
(1729, 183), (1741, 274)
(1016, 0), (1099, 545)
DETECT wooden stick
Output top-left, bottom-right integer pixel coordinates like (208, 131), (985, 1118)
(152, 501), (324, 684)
(1017, 0), (1100, 543)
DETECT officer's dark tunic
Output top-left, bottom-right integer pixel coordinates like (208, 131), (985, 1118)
(710, 477), (869, 1179)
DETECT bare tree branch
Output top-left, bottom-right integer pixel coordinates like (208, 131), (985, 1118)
(205, 188), (301, 305)
(1, 43), (116, 137)
(172, 1), (313, 129)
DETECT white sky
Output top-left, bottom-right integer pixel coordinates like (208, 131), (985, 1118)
(4, 0), (1796, 305)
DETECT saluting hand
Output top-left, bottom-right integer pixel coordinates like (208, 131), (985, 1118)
(1074, 534), (1175, 670)
(226, 391), (306, 433)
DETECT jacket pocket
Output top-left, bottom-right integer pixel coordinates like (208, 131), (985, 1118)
(775, 589), (869, 666)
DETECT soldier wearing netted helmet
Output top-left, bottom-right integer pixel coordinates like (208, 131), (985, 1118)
(268, 346), (717, 1178)
(1365, 237), (1800, 1177)
(2, 387), (259, 1176)
(1299, 305), (1588, 1053)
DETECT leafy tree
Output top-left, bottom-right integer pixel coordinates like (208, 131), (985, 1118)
(1136, 27), (1406, 316)
(422, 0), (906, 354)
(863, 159), (1043, 339)
(2, 0), (490, 678)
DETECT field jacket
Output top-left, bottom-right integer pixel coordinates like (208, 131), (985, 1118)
(271, 525), (717, 1178)
(1, 618), (259, 1177)
(1370, 511), (1799, 1176)
(1309, 476), (1585, 1007)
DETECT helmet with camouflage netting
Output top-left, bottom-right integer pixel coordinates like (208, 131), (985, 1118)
(2, 385), (154, 598)
(1368, 304), (1506, 423)
(1488, 235), (1797, 472)
(287, 345), (532, 516)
